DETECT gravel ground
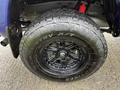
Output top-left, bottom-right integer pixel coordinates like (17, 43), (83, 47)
(0, 33), (120, 90)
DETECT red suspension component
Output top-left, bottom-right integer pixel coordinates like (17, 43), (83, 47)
(79, 3), (87, 14)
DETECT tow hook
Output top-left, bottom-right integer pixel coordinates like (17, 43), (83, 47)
(0, 38), (8, 46)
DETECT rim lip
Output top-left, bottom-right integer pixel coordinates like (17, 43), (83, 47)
(33, 36), (96, 78)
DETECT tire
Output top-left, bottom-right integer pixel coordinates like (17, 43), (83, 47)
(20, 9), (108, 81)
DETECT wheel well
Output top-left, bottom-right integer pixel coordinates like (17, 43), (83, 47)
(8, 0), (79, 58)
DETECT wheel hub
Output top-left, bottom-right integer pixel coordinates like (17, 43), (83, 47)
(59, 50), (67, 59)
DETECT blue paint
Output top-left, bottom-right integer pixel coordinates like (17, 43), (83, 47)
(0, 0), (10, 36)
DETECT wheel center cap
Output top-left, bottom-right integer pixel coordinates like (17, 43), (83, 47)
(60, 50), (67, 58)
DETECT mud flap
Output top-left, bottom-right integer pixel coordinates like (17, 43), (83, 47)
(7, 24), (22, 58)
(7, 0), (24, 58)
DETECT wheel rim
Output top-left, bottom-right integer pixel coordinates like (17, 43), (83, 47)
(34, 36), (96, 77)
(44, 41), (88, 71)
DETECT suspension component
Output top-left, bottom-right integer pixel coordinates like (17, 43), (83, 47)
(78, 0), (95, 14)
(79, 2), (87, 14)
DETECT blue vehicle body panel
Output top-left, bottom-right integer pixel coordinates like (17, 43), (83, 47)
(0, 0), (10, 36)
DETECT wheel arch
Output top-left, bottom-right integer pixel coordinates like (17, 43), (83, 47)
(8, 0), (79, 58)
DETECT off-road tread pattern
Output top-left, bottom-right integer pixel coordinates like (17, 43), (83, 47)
(20, 9), (108, 81)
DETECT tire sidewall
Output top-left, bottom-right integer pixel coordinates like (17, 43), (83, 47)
(20, 20), (105, 81)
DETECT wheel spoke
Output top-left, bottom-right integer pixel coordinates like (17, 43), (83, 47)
(69, 50), (78, 55)
(47, 47), (58, 52)
(68, 54), (79, 61)
(61, 62), (67, 68)
(66, 44), (77, 50)
(60, 41), (65, 47)
(48, 57), (60, 64)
